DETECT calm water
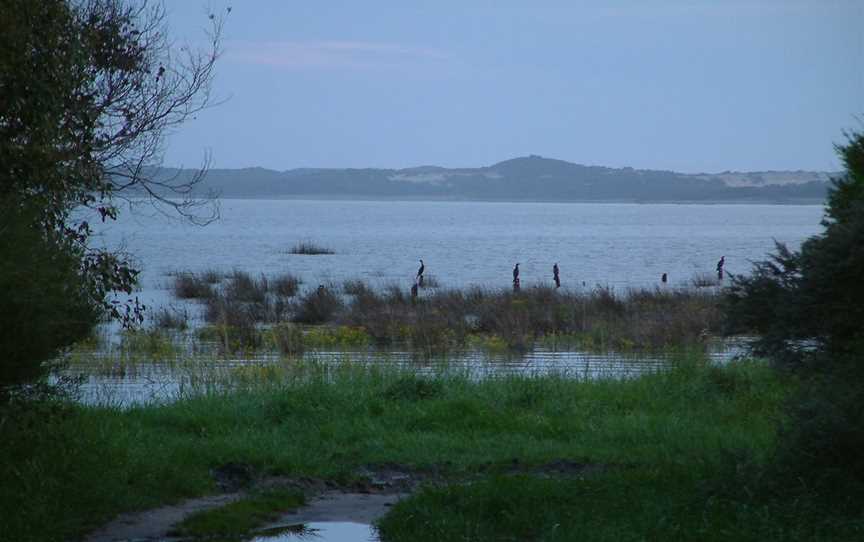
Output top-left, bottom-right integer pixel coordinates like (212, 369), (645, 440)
(65, 338), (752, 407)
(250, 522), (376, 542)
(91, 199), (824, 311)
(66, 200), (819, 406)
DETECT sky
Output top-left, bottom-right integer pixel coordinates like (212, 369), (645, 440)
(161, 0), (864, 173)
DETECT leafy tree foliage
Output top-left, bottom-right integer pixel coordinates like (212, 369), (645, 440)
(0, 0), (223, 388)
(726, 130), (864, 366)
(726, 130), (864, 505)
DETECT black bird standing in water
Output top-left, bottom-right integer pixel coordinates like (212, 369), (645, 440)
(716, 256), (725, 281)
(417, 259), (425, 287)
(661, 272), (668, 284)
(553, 263), (560, 288)
(513, 263), (520, 291)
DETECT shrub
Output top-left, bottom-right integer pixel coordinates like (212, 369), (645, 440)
(0, 201), (100, 388)
(726, 129), (864, 508)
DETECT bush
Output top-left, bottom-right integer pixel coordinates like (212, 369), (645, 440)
(0, 201), (101, 389)
(726, 129), (864, 508)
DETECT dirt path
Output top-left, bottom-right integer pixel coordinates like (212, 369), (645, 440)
(84, 492), (245, 542)
(83, 460), (601, 541)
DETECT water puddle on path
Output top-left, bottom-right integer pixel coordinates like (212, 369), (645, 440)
(250, 521), (377, 541)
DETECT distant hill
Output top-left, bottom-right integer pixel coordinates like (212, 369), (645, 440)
(153, 155), (836, 203)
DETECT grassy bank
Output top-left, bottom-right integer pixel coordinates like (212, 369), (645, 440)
(0, 357), (786, 541)
(378, 470), (863, 541)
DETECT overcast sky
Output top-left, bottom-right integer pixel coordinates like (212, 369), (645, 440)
(161, 0), (864, 173)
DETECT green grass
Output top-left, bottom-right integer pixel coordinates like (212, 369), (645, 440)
(377, 471), (864, 542)
(170, 487), (305, 539)
(0, 358), (789, 541)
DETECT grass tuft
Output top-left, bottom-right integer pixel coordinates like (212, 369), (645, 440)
(170, 487), (305, 538)
(289, 240), (335, 255)
(172, 272), (216, 299)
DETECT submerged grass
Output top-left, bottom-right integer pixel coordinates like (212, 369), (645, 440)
(338, 284), (722, 353)
(165, 269), (723, 354)
(0, 358), (787, 541)
(173, 272), (217, 300)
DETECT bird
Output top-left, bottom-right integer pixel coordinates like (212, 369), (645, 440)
(513, 263), (521, 291)
(417, 259), (425, 287)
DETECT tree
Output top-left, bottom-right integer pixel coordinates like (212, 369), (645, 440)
(0, 0), (224, 388)
(726, 130), (864, 366)
(725, 129), (864, 506)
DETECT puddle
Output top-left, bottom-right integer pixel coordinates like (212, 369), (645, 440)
(250, 522), (377, 541)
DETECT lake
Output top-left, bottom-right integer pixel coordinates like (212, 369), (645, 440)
(63, 199), (822, 405)
(92, 199), (824, 312)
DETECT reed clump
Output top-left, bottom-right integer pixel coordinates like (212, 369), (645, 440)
(291, 287), (343, 324)
(151, 306), (189, 331)
(226, 271), (268, 304)
(271, 274), (301, 297)
(172, 272), (217, 299)
(202, 295), (264, 353)
(338, 285), (721, 353)
(289, 240), (335, 255)
(267, 323), (304, 356)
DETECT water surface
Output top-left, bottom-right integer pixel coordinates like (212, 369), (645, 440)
(90, 199), (823, 311)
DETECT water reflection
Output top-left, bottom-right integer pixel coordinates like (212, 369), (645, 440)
(249, 522), (377, 541)
(55, 337), (752, 407)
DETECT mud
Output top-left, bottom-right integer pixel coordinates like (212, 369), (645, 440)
(84, 460), (604, 541)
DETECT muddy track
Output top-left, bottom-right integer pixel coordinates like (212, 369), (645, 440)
(84, 460), (606, 541)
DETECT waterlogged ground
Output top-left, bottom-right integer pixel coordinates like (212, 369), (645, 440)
(250, 522), (377, 542)
(58, 333), (751, 407)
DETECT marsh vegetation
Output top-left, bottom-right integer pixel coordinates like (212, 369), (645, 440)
(288, 240), (335, 255)
(1, 359), (809, 541)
